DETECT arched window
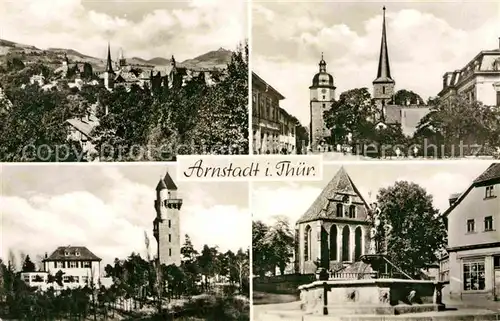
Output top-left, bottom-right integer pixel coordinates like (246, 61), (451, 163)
(336, 203), (343, 217)
(329, 225), (337, 261)
(354, 227), (363, 261)
(349, 205), (356, 218)
(342, 226), (350, 262)
(304, 225), (312, 261)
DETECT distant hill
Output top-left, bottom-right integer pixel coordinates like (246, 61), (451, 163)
(0, 38), (234, 70)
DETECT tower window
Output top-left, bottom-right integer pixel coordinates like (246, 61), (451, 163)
(168, 220), (171, 228)
(322, 95), (325, 100)
(382, 86), (385, 94)
(322, 103), (325, 108)
(168, 234), (171, 242)
(169, 249), (172, 256)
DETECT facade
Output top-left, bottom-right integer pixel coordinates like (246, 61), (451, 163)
(438, 39), (500, 107)
(66, 102), (100, 160)
(21, 246), (104, 291)
(372, 7), (430, 136)
(295, 167), (371, 274)
(252, 72), (297, 154)
(309, 54), (335, 150)
(444, 163), (500, 300)
(153, 172), (182, 267)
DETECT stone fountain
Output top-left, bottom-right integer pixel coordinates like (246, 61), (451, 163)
(298, 205), (445, 316)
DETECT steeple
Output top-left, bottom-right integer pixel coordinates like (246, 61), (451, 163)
(319, 52), (326, 73)
(374, 6), (394, 84)
(106, 42), (114, 73)
(171, 55), (176, 67)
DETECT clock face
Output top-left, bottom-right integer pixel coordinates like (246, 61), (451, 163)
(321, 89), (327, 93)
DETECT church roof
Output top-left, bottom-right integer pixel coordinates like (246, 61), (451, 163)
(373, 7), (394, 84)
(156, 171), (178, 191)
(296, 167), (370, 224)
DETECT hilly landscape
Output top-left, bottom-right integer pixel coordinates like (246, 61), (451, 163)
(0, 38), (234, 70)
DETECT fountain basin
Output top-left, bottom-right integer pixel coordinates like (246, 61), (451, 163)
(299, 278), (445, 315)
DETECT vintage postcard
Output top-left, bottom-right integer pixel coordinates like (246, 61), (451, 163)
(0, 164), (250, 320)
(0, 0), (248, 162)
(252, 2), (500, 160)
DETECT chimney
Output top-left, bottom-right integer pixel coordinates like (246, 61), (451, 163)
(44, 252), (48, 259)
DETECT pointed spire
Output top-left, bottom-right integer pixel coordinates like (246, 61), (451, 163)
(374, 6), (394, 83)
(106, 42), (114, 73)
(163, 171), (178, 190)
(171, 55), (176, 67)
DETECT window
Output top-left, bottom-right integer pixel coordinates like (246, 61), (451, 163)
(82, 276), (89, 284)
(496, 91), (500, 107)
(63, 276), (70, 283)
(168, 234), (171, 242)
(304, 225), (312, 261)
(23, 275), (30, 282)
(56, 262), (64, 268)
(494, 256), (500, 269)
(64, 251), (69, 256)
(73, 276), (79, 283)
(467, 219), (475, 233)
(382, 86), (385, 94)
(69, 261), (78, 268)
(322, 95), (325, 100)
(168, 220), (171, 228)
(485, 185), (495, 198)
(75, 251), (80, 257)
(484, 216), (493, 231)
(83, 261), (91, 268)
(463, 261), (485, 291)
(336, 203), (343, 217)
(169, 248), (172, 256)
(349, 205), (356, 218)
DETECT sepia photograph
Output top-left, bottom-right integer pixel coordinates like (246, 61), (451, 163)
(0, 164), (250, 320)
(0, 0), (248, 162)
(252, 162), (500, 320)
(252, 1), (500, 159)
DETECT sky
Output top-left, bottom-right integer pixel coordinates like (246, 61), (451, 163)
(0, 164), (250, 270)
(0, 0), (247, 61)
(252, 162), (491, 225)
(252, 1), (500, 126)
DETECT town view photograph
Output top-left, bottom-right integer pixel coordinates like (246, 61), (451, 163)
(252, 2), (500, 159)
(0, 164), (251, 320)
(0, 0), (248, 162)
(252, 162), (500, 320)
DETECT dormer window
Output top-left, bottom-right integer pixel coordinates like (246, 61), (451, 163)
(64, 251), (70, 256)
(75, 251), (80, 257)
(485, 185), (495, 199)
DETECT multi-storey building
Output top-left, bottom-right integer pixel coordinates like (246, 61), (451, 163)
(252, 72), (297, 154)
(153, 172), (182, 267)
(295, 167), (371, 274)
(444, 163), (500, 300)
(438, 39), (500, 106)
(21, 246), (106, 291)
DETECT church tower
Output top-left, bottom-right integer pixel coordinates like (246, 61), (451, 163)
(118, 48), (126, 67)
(104, 43), (115, 90)
(373, 6), (395, 120)
(309, 53), (336, 150)
(153, 172), (182, 267)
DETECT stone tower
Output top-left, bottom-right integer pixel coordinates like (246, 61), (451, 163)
(104, 42), (115, 91)
(309, 53), (336, 150)
(153, 172), (182, 267)
(372, 6), (395, 121)
(295, 167), (371, 274)
(118, 48), (126, 67)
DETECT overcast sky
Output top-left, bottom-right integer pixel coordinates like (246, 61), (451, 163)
(1, 164), (250, 269)
(0, 0), (247, 61)
(252, 1), (500, 125)
(252, 162), (490, 225)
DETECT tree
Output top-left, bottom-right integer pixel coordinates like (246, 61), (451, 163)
(324, 87), (376, 145)
(262, 217), (294, 275)
(376, 181), (447, 276)
(21, 255), (36, 272)
(414, 93), (500, 157)
(394, 89), (425, 105)
(252, 220), (272, 277)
